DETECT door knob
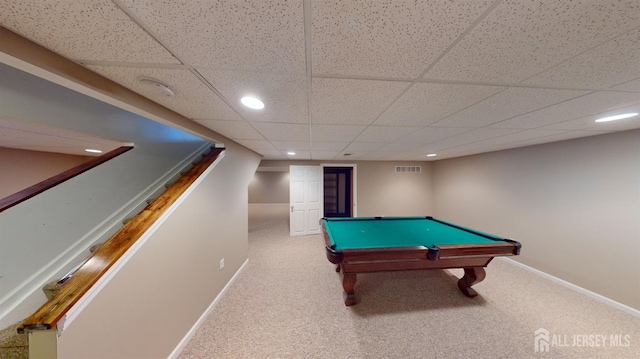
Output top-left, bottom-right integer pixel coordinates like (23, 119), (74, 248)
(291, 206), (294, 213)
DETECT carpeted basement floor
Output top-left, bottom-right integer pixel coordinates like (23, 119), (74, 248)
(179, 204), (640, 358)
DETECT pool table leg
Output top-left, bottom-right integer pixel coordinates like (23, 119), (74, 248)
(341, 272), (357, 306)
(457, 267), (486, 298)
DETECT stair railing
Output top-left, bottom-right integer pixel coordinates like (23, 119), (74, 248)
(18, 147), (225, 333)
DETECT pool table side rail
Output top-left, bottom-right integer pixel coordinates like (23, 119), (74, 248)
(341, 256), (495, 274)
(428, 242), (520, 260)
(333, 246), (433, 263)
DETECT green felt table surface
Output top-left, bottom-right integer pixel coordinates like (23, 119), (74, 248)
(323, 216), (505, 250)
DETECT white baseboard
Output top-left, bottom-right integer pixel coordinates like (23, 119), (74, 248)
(499, 257), (640, 318)
(168, 258), (249, 359)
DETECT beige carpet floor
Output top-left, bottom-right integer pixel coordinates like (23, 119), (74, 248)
(179, 204), (640, 358)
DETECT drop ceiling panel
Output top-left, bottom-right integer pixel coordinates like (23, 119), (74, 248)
(542, 111), (640, 132)
(0, 0), (179, 63)
(611, 78), (640, 92)
(234, 139), (278, 151)
(454, 129), (571, 150)
(391, 147), (433, 160)
(355, 126), (420, 143)
(0, 143), (68, 154)
(489, 92), (640, 129)
(2, 1), (640, 162)
(427, 128), (521, 151)
(357, 152), (400, 161)
(252, 123), (309, 141)
(286, 151), (311, 160)
(193, 119), (264, 140)
(341, 153), (370, 160)
(400, 127), (472, 145)
(257, 149), (286, 158)
(343, 142), (385, 152)
(490, 131), (610, 150)
(270, 141), (310, 150)
(0, 126), (120, 147)
(374, 141), (423, 152)
(425, 0), (640, 83)
(311, 78), (409, 125)
(402, 153), (440, 161)
(311, 151), (341, 160)
(431, 133), (554, 158)
(87, 66), (241, 121)
(0, 117), (127, 156)
(311, 125), (365, 142)
(375, 83), (505, 127)
(310, 142), (349, 151)
(523, 29), (640, 89)
(120, 0), (305, 72)
(199, 70), (308, 124)
(312, 0), (494, 78)
(433, 87), (589, 128)
(437, 129), (611, 159)
(2, 133), (90, 148)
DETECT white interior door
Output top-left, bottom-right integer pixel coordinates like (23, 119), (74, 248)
(289, 165), (323, 236)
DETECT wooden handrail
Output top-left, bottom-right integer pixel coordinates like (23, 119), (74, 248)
(18, 147), (225, 333)
(0, 146), (134, 213)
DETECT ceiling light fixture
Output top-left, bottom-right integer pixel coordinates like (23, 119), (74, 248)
(595, 112), (638, 123)
(137, 77), (175, 97)
(287, 151), (296, 156)
(85, 149), (103, 153)
(427, 153), (437, 157)
(241, 96), (265, 110)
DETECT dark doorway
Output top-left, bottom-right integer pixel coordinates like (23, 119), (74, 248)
(323, 167), (352, 217)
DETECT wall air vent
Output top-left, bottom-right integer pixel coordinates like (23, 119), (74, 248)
(395, 166), (421, 173)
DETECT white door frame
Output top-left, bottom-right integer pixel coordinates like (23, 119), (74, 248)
(321, 163), (357, 217)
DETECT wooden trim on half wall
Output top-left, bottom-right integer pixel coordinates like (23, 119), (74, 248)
(0, 146), (134, 213)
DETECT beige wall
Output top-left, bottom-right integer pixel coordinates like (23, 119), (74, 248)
(57, 141), (261, 358)
(256, 160), (434, 216)
(432, 130), (640, 310)
(0, 148), (90, 199)
(248, 171), (289, 203)
(356, 161), (433, 217)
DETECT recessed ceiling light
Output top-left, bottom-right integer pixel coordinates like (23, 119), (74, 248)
(595, 112), (638, 123)
(427, 153), (437, 157)
(241, 96), (265, 110)
(85, 149), (103, 153)
(287, 151), (296, 156)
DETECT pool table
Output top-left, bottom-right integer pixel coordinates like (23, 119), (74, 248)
(321, 216), (521, 306)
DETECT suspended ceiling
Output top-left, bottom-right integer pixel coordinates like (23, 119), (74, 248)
(0, 0), (639, 161)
